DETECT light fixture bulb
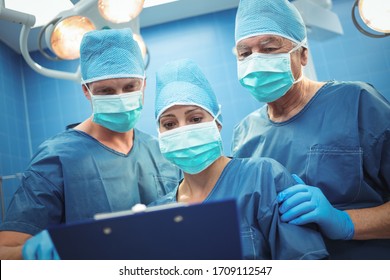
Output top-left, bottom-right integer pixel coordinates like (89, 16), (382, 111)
(358, 0), (390, 33)
(51, 16), (96, 60)
(98, 0), (145, 24)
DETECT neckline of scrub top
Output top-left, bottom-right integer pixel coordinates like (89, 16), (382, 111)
(202, 158), (236, 202)
(175, 158), (236, 203)
(69, 128), (138, 157)
(265, 80), (334, 127)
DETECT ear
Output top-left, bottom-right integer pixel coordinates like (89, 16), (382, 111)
(300, 47), (309, 66)
(141, 79), (146, 105)
(216, 122), (222, 132)
(82, 84), (91, 100)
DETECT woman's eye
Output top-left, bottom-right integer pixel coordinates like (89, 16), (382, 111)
(191, 116), (203, 123)
(124, 84), (138, 92)
(163, 122), (176, 130)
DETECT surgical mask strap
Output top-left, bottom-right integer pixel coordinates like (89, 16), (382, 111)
(289, 39), (306, 84)
(288, 38), (306, 54)
(213, 105), (222, 124)
(81, 78), (94, 98)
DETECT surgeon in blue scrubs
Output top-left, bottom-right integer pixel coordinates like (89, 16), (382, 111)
(232, 0), (390, 259)
(0, 28), (181, 259)
(151, 58), (328, 259)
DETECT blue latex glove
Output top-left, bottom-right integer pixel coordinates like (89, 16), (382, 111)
(22, 230), (60, 260)
(277, 174), (354, 240)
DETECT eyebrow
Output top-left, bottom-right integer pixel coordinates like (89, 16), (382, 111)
(92, 85), (112, 92)
(236, 36), (283, 49)
(159, 107), (202, 119)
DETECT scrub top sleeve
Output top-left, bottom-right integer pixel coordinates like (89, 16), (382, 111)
(358, 83), (390, 195)
(259, 198), (328, 260)
(231, 123), (243, 157)
(257, 160), (328, 259)
(1, 170), (64, 235)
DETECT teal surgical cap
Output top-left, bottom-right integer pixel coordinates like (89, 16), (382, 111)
(80, 28), (144, 83)
(155, 58), (222, 126)
(235, 0), (307, 46)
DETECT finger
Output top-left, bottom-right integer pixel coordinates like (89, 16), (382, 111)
(39, 231), (56, 260)
(22, 241), (38, 260)
(277, 184), (310, 202)
(288, 211), (317, 225)
(279, 191), (312, 214)
(53, 247), (61, 260)
(280, 201), (316, 222)
(292, 174), (305, 184)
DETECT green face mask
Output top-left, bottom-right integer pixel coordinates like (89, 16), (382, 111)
(158, 119), (223, 174)
(237, 40), (304, 103)
(84, 80), (144, 133)
(90, 91), (143, 133)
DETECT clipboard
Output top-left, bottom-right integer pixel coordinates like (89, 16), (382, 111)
(48, 199), (243, 260)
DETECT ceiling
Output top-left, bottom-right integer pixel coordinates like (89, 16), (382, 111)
(0, 0), (240, 54)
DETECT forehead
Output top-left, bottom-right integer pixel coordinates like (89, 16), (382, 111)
(90, 77), (141, 88)
(159, 105), (214, 120)
(161, 105), (203, 116)
(236, 35), (289, 48)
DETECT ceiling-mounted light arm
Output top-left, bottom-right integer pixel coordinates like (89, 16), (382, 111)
(38, 17), (63, 61)
(1, 0), (81, 82)
(20, 24), (81, 82)
(351, 0), (390, 38)
(0, 0), (35, 26)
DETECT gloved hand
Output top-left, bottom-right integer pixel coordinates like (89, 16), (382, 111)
(277, 174), (354, 240)
(22, 230), (60, 260)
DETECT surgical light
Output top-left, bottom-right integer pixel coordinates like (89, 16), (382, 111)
(98, 0), (145, 23)
(0, 0), (153, 81)
(352, 0), (390, 38)
(50, 16), (96, 60)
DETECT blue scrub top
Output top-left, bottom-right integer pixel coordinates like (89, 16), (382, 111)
(0, 129), (182, 235)
(152, 157), (328, 260)
(232, 81), (390, 259)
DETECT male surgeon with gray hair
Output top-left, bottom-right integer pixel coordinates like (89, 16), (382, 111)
(232, 0), (390, 259)
(0, 28), (181, 259)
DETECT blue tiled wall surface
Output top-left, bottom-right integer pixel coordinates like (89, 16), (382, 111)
(0, 0), (389, 214)
(0, 42), (30, 217)
(309, 0), (390, 99)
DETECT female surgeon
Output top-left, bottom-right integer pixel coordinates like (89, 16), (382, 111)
(151, 58), (328, 260)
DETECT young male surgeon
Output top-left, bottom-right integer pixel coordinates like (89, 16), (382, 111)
(0, 28), (181, 260)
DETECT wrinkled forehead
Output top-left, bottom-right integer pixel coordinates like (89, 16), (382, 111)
(236, 34), (292, 49)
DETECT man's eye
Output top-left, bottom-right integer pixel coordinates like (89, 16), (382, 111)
(95, 89), (113, 95)
(238, 51), (251, 60)
(263, 47), (278, 53)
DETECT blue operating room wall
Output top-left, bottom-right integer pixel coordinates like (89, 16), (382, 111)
(0, 0), (389, 215)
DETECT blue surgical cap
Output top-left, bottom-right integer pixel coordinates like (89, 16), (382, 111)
(235, 0), (307, 46)
(80, 28), (144, 83)
(155, 59), (222, 126)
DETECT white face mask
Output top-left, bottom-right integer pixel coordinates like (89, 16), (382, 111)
(83, 79), (144, 132)
(237, 39), (305, 103)
(158, 113), (223, 174)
